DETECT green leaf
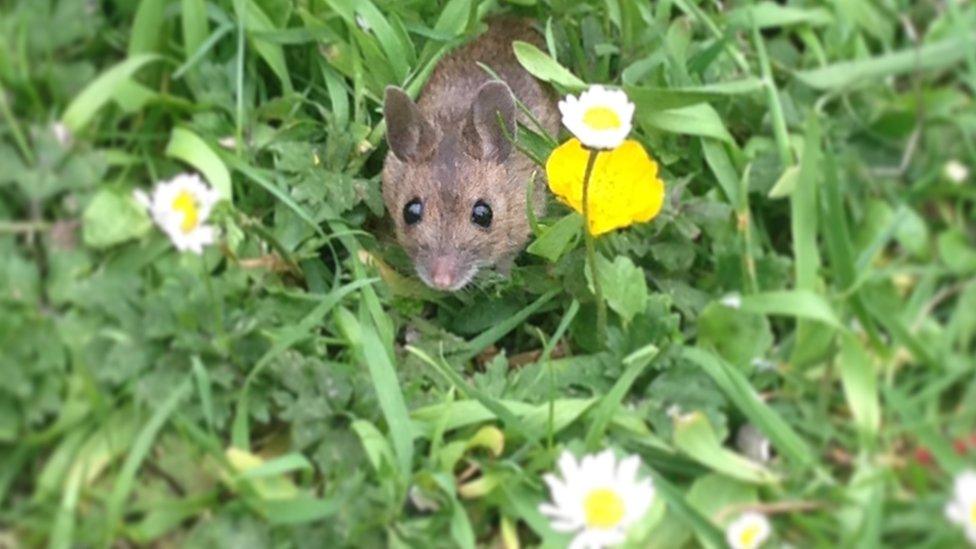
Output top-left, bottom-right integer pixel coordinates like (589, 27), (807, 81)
(222, 155), (323, 236)
(233, 0), (293, 94)
(686, 474), (757, 527)
(457, 290), (558, 361)
(726, 2), (834, 28)
(587, 254), (648, 325)
(792, 116), (822, 291)
(231, 278), (378, 448)
(526, 213), (582, 262)
(255, 496), (340, 524)
(319, 62), (350, 127)
(646, 470), (727, 548)
(795, 33), (976, 90)
(239, 453), (313, 479)
(351, 419), (397, 474)
(335, 307), (415, 479)
(640, 103), (734, 143)
(61, 54), (162, 132)
(190, 356), (215, 431)
(673, 411), (779, 484)
(82, 188), (153, 249)
(102, 381), (191, 546)
(181, 0), (209, 57)
(938, 228), (976, 274)
(683, 347), (815, 468)
(701, 138), (740, 206)
(512, 40), (586, 90)
(584, 344), (658, 449)
(837, 333), (880, 440)
(165, 127), (233, 201)
(129, 0), (167, 55)
(407, 346), (548, 445)
(736, 290), (843, 330)
(327, 0), (413, 82)
(697, 302), (772, 369)
(626, 78), (764, 111)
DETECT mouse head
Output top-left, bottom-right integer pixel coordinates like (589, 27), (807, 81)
(382, 81), (528, 291)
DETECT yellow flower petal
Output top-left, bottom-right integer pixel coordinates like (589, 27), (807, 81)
(545, 138), (665, 236)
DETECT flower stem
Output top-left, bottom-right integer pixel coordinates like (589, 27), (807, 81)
(200, 252), (227, 351)
(581, 149), (607, 342)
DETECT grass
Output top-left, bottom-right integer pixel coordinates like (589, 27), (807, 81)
(1, 0), (976, 547)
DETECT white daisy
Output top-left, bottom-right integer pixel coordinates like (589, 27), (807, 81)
(538, 449), (655, 549)
(134, 172), (220, 254)
(51, 122), (73, 148)
(720, 293), (742, 309)
(558, 85), (635, 150)
(946, 470), (976, 545)
(726, 511), (772, 549)
(944, 160), (970, 184)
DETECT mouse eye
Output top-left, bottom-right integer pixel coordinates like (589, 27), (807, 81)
(471, 200), (492, 229)
(403, 198), (423, 226)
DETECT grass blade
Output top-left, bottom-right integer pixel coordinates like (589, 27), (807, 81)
(165, 127), (233, 201)
(222, 154), (324, 237)
(233, 0), (293, 93)
(683, 347), (815, 468)
(101, 380), (191, 547)
(584, 344), (658, 450)
(336, 307), (415, 479)
(737, 289), (843, 330)
(128, 0), (166, 55)
(837, 333), (880, 442)
(180, 0), (208, 56)
(231, 278), (378, 448)
(456, 290), (558, 362)
(513, 40), (586, 90)
(61, 54), (162, 132)
(795, 33), (976, 90)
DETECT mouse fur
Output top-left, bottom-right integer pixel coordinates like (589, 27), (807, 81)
(381, 18), (559, 291)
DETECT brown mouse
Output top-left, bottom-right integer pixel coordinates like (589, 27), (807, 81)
(381, 19), (559, 291)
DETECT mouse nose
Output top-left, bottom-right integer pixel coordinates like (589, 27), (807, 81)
(428, 255), (458, 290)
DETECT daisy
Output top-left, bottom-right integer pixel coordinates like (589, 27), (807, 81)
(944, 160), (970, 184)
(538, 449), (655, 549)
(134, 172), (220, 254)
(946, 470), (976, 545)
(558, 86), (635, 150)
(51, 122), (73, 148)
(726, 511), (772, 549)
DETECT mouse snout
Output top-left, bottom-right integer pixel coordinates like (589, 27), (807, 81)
(428, 255), (460, 290)
(416, 250), (479, 291)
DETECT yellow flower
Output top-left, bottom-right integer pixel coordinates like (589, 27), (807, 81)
(546, 138), (665, 236)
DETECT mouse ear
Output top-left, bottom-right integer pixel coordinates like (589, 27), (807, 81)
(462, 81), (516, 163)
(384, 86), (437, 162)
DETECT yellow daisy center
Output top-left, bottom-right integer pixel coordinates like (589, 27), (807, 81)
(969, 501), (976, 527)
(171, 190), (200, 233)
(583, 487), (625, 529)
(739, 523), (762, 548)
(582, 106), (621, 130)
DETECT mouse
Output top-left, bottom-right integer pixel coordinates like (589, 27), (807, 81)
(381, 19), (559, 291)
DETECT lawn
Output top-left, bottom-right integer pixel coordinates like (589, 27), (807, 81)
(1, 0), (975, 547)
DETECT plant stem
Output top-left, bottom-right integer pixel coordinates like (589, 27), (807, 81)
(581, 149), (607, 342)
(752, 24), (794, 167)
(0, 82), (35, 165)
(200, 252), (227, 352)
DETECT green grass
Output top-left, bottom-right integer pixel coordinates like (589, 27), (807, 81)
(1, 0), (976, 547)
